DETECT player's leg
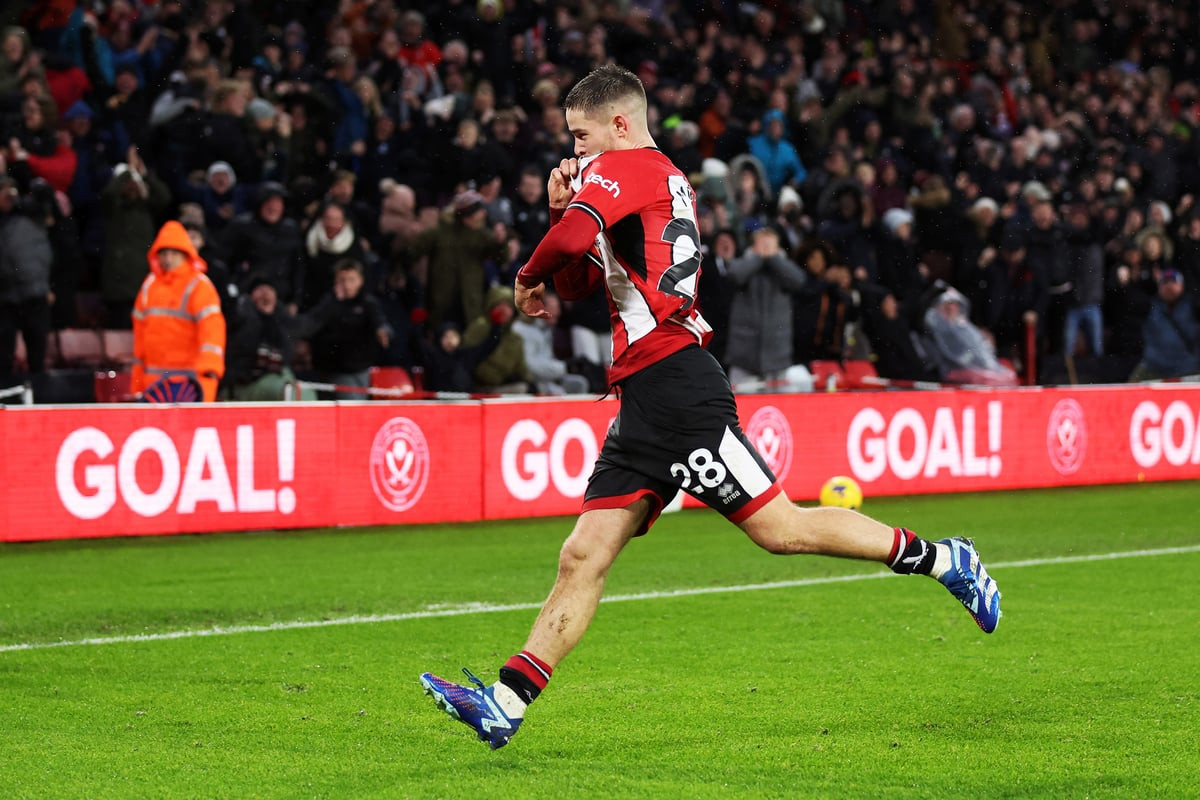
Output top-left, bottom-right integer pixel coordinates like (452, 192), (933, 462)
(737, 492), (1001, 632)
(738, 492), (894, 558)
(420, 499), (651, 749)
(519, 500), (649, 667)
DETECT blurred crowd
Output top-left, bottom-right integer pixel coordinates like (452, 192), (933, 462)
(2, 0), (1200, 401)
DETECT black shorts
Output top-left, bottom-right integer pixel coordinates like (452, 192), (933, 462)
(583, 345), (781, 533)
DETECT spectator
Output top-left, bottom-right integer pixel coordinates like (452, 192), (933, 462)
(792, 241), (857, 365)
(512, 291), (589, 395)
(99, 148), (171, 328)
(377, 179), (428, 257)
(921, 285), (1019, 386)
(320, 47), (368, 167)
(223, 274), (309, 401)
(723, 227), (808, 386)
(220, 181), (304, 311)
(954, 197), (1005, 335)
(860, 288), (939, 383)
(301, 201), (371, 310)
(419, 320), (504, 393)
(408, 189), (508, 330)
(296, 258), (391, 399)
(1024, 198), (1070, 354)
(696, 228), (737, 366)
(1129, 270), (1199, 381)
(0, 175), (53, 383)
(462, 284), (529, 393)
(1062, 203), (1106, 358)
(179, 160), (247, 233)
(131, 220), (226, 403)
(876, 206), (926, 321)
(197, 80), (258, 184)
(510, 166), (550, 263)
(747, 109), (806, 195)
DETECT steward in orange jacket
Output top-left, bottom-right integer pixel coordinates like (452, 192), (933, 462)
(131, 220), (226, 401)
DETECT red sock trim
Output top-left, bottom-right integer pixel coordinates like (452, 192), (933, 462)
(888, 527), (912, 568)
(503, 650), (553, 690)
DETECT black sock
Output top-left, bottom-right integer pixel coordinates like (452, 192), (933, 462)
(499, 666), (542, 704)
(889, 528), (938, 575)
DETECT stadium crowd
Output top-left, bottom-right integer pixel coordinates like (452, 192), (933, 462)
(2, 0), (1200, 401)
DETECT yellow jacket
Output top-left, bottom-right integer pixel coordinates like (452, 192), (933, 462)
(131, 221), (226, 402)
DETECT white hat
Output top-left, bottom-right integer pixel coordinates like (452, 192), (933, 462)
(777, 185), (803, 211)
(971, 197), (999, 216)
(206, 160), (236, 186)
(882, 207), (914, 234)
(1021, 180), (1051, 201)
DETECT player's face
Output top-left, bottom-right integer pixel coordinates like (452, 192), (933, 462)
(565, 108), (616, 157)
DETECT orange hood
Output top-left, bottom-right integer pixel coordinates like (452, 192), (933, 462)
(147, 220), (207, 275)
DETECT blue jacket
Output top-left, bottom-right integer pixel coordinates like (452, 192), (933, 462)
(1141, 295), (1199, 377)
(747, 110), (806, 193)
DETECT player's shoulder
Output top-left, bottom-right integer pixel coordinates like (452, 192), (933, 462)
(576, 149), (677, 199)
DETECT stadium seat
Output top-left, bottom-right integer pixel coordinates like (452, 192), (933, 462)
(54, 329), (105, 368)
(94, 369), (134, 402)
(368, 366), (415, 399)
(842, 359), (880, 389)
(809, 360), (846, 391)
(101, 329), (136, 366)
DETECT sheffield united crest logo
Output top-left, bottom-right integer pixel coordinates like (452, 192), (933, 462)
(1046, 399), (1087, 476)
(745, 405), (793, 480)
(369, 417), (431, 512)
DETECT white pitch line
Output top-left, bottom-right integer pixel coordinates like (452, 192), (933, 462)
(3, 544), (1200, 654)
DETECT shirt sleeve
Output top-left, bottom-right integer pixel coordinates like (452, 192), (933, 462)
(515, 207), (600, 287)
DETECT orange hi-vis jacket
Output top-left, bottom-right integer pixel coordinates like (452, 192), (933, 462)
(131, 221), (226, 402)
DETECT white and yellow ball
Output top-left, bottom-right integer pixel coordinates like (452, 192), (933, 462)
(819, 475), (863, 510)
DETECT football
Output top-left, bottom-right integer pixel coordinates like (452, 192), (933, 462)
(819, 475), (863, 510)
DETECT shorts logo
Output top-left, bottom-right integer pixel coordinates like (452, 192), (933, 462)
(1046, 399), (1087, 475)
(369, 417), (431, 512)
(745, 405), (793, 480)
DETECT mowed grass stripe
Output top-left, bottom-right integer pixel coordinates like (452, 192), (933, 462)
(5, 542), (1198, 654)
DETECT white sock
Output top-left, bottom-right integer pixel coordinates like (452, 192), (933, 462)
(929, 542), (952, 581)
(491, 682), (528, 720)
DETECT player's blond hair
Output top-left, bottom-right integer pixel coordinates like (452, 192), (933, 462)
(563, 65), (647, 117)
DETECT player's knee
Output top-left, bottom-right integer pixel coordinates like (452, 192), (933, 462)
(556, 533), (609, 582)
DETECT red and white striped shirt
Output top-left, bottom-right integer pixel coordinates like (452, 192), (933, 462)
(517, 148), (712, 384)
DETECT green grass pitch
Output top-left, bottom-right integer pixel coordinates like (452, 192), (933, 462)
(2, 483), (1198, 799)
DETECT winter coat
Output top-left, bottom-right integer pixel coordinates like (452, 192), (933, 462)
(219, 211), (305, 306)
(462, 286), (529, 388)
(299, 290), (389, 376)
(0, 210), (53, 304)
(746, 110), (806, 194)
(132, 221), (227, 402)
(1140, 296), (1199, 378)
(409, 219), (508, 330)
(724, 248), (808, 375)
(100, 168), (171, 304)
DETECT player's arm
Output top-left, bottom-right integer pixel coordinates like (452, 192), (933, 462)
(515, 209), (601, 314)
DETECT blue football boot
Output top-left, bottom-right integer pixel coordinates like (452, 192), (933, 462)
(937, 537), (1002, 633)
(420, 668), (522, 749)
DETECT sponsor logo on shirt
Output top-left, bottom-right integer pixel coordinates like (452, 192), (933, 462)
(584, 172), (621, 198)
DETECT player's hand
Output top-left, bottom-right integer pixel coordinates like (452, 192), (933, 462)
(547, 157), (579, 211)
(515, 280), (548, 318)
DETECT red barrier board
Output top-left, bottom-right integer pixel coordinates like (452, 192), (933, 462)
(3, 385), (1198, 542)
(733, 387), (1200, 498)
(6, 404), (338, 541)
(481, 397), (618, 520)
